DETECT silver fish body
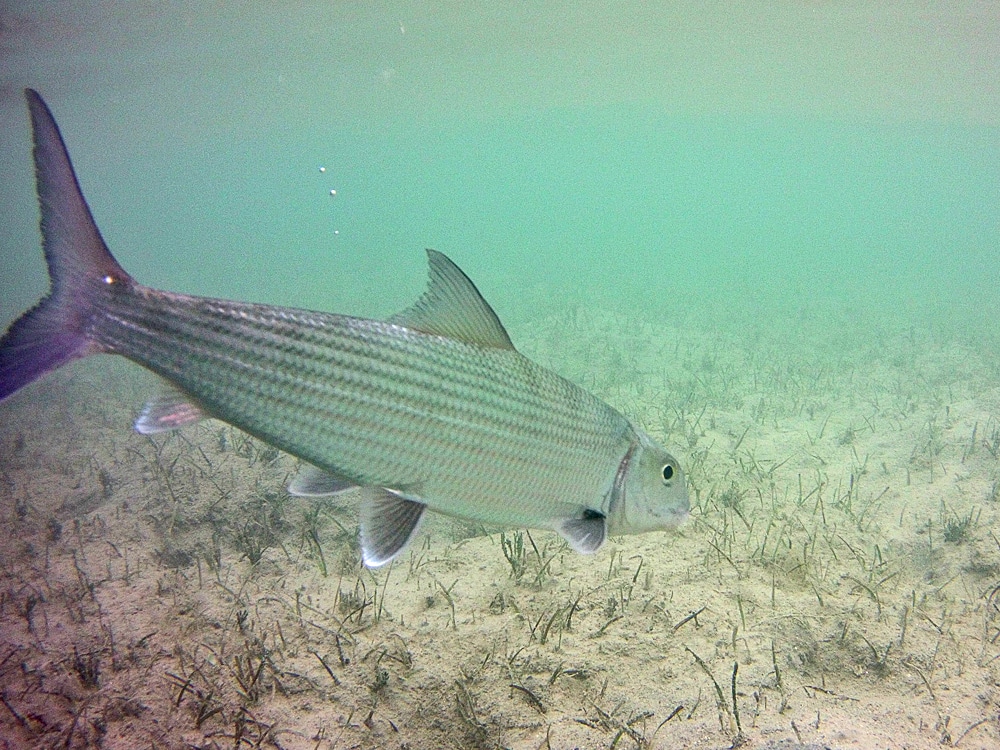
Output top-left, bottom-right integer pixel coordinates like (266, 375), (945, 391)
(0, 90), (689, 566)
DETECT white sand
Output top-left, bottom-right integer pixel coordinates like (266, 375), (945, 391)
(1, 304), (998, 749)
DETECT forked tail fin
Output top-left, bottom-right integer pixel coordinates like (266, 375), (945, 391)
(0, 89), (132, 401)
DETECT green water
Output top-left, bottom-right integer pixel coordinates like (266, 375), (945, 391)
(1, 4), (997, 337)
(2, 5), (1000, 748)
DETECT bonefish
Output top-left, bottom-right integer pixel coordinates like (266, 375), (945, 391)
(0, 90), (688, 567)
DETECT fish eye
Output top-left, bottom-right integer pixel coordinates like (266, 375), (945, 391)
(661, 463), (674, 483)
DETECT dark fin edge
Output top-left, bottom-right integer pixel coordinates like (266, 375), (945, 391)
(388, 249), (515, 350)
(0, 90), (132, 402)
(359, 489), (427, 567)
(557, 509), (607, 554)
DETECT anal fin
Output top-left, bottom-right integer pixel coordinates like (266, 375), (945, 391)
(135, 392), (207, 434)
(287, 465), (357, 497)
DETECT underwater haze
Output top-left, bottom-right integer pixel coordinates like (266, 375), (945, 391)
(1, 3), (1000, 749)
(1, 2), (996, 330)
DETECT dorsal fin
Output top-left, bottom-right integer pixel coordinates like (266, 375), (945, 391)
(388, 249), (515, 350)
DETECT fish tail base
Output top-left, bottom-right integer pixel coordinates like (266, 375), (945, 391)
(0, 90), (132, 401)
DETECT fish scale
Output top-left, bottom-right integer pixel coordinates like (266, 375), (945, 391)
(0, 89), (689, 566)
(92, 284), (629, 525)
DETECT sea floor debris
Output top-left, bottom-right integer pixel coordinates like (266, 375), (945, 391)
(1, 304), (999, 749)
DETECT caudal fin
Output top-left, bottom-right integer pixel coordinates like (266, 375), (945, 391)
(0, 89), (131, 401)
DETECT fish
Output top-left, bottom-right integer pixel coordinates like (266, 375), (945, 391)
(0, 89), (689, 567)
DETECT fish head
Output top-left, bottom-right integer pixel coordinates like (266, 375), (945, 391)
(613, 430), (689, 533)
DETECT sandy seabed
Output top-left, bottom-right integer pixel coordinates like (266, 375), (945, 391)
(1, 302), (999, 750)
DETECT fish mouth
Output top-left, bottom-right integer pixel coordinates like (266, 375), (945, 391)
(672, 485), (692, 524)
(654, 483), (690, 529)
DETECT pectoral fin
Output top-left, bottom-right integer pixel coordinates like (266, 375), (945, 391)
(359, 488), (427, 567)
(557, 509), (607, 554)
